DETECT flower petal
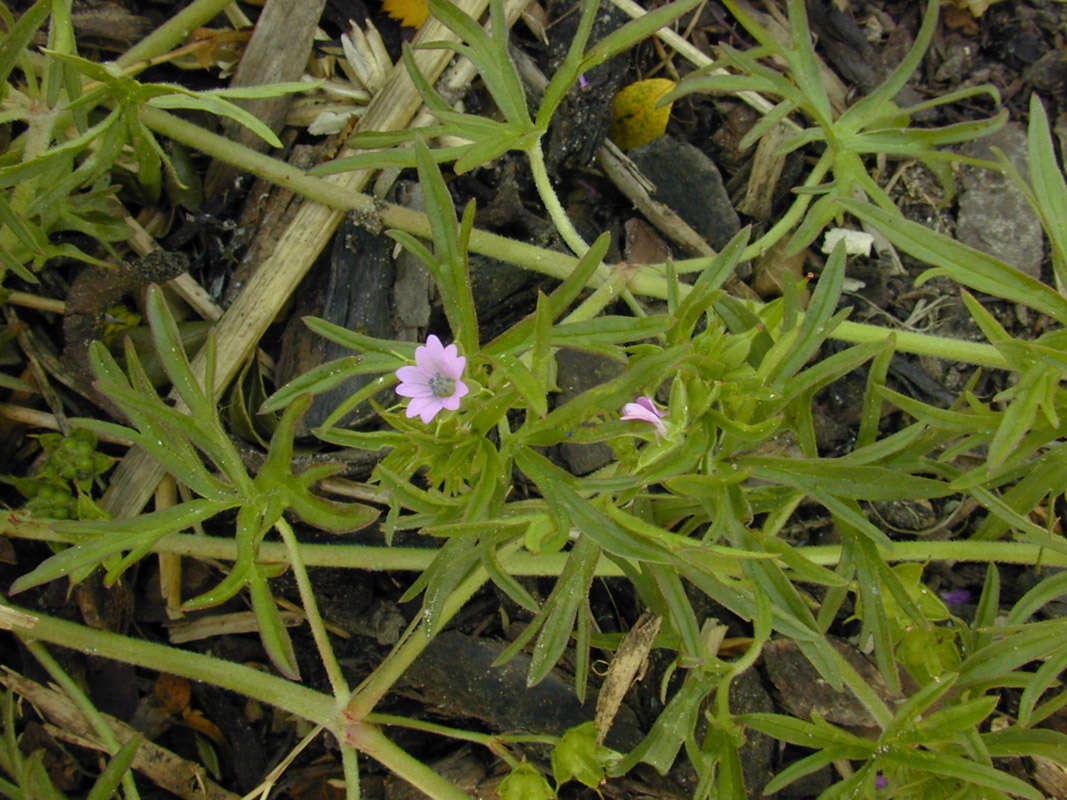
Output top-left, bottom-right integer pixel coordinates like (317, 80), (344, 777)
(406, 395), (443, 423)
(621, 396), (666, 437)
(396, 382), (434, 398)
(443, 352), (466, 379)
(634, 395), (662, 417)
(414, 335), (444, 373)
(396, 365), (428, 384)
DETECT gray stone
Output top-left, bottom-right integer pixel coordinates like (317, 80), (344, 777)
(627, 135), (740, 251)
(554, 348), (625, 475)
(957, 122), (1045, 281)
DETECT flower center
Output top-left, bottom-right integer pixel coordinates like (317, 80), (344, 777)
(428, 373), (455, 397)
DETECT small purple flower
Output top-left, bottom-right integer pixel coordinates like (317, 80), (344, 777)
(875, 774), (889, 790)
(621, 395), (666, 437)
(578, 73), (589, 89)
(940, 589), (971, 606)
(395, 335), (469, 423)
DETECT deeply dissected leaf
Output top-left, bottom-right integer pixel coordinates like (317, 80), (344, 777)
(9, 499), (236, 594)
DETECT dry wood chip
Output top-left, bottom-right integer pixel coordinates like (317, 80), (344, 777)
(595, 611), (661, 745)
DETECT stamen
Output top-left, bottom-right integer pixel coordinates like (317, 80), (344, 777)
(428, 373), (455, 397)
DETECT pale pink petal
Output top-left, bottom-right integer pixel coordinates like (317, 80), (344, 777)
(406, 396), (443, 423)
(396, 381), (433, 398)
(395, 365), (428, 385)
(397, 334), (469, 422)
(428, 343), (461, 378)
(634, 396), (662, 417)
(621, 396), (666, 436)
(419, 403), (444, 423)
(445, 355), (466, 379)
(414, 335), (444, 373)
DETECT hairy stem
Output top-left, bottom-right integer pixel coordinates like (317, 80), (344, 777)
(276, 518), (350, 703)
(526, 139), (588, 257)
(0, 600), (337, 728)
(344, 560), (491, 720)
(115, 0), (237, 68)
(4, 518), (1063, 575)
(24, 641), (142, 800)
(138, 107), (1009, 370)
(345, 722), (471, 800)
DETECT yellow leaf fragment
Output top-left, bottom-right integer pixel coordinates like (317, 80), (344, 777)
(608, 78), (676, 151)
(382, 0), (429, 28)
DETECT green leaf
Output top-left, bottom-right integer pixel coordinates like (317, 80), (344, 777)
(740, 712), (873, 753)
(614, 672), (711, 775)
(0, 0), (50, 87)
(85, 737), (139, 800)
(527, 535), (600, 687)
(882, 747), (1041, 799)
(535, 0), (599, 128)
(497, 761), (555, 800)
(760, 748), (842, 796)
(10, 499), (234, 594)
(304, 317), (416, 357)
(957, 620), (1067, 690)
(426, 0), (531, 128)
(836, 0), (939, 135)
(552, 722), (607, 789)
(581, 0), (702, 72)
(983, 726), (1067, 764)
(146, 286), (211, 418)
(1026, 94), (1067, 288)
(763, 244), (847, 387)
(285, 488), (380, 534)
(740, 456), (951, 501)
(1007, 569), (1067, 626)
(1018, 644), (1067, 727)
(840, 198), (1067, 326)
(488, 352), (547, 417)
(902, 695), (998, 746)
(249, 562), (300, 679)
(259, 356), (366, 413)
(516, 448), (674, 564)
(783, 0), (832, 127)
(0, 109), (121, 190)
(648, 564), (703, 665)
(147, 92), (283, 148)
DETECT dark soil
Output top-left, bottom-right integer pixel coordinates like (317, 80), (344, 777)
(3, 0), (1067, 798)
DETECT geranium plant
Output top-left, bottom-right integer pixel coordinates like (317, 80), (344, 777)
(1, 0), (1066, 798)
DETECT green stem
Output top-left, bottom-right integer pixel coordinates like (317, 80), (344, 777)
(342, 747), (361, 800)
(833, 320), (1008, 369)
(138, 106), (585, 283)
(115, 0), (238, 69)
(139, 107), (1007, 370)
(345, 562), (492, 720)
(368, 712), (554, 763)
(5, 520), (1064, 575)
(24, 641), (141, 800)
(741, 149), (834, 260)
(1, 600), (337, 728)
(345, 722), (471, 800)
(526, 139), (589, 257)
(830, 644), (893, 729)
(276, 518), (350, 704)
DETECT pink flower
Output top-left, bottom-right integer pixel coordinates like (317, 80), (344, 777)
(621, 395), (665, 437)
(395, 335), (469, 423)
